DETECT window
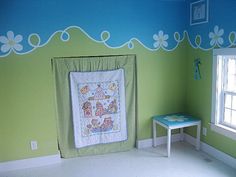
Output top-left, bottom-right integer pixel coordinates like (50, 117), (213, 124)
(211, 48), (236, 140)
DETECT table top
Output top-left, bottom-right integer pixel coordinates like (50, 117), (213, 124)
(153, 113), (201, 127)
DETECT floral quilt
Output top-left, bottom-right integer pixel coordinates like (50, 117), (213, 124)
(69, 69), (127, 148)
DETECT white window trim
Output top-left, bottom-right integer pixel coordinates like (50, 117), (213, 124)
(211, 48), (236, 140)
(210, 123), (236, 141)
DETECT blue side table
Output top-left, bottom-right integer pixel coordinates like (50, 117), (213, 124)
(152, 113), (201, 157)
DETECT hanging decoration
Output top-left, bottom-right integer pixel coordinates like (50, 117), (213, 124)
(69, 69), (127, 148)
(194, 58), (201, 80)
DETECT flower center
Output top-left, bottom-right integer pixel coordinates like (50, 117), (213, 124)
(214, 35), (219, 40)
(159, 38), (163, 43)
(8, 40), (15, 46)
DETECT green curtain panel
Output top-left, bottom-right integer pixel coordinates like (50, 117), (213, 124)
(51, 55), (137, 158)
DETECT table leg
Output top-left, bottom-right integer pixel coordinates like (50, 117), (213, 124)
(167, 128), (171, 157)
(180, 128), (184, 141)
(153, 120), (157, 147)
(196, 122), (201, 150)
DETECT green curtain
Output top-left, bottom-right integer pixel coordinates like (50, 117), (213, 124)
(51, 55), (137, 158)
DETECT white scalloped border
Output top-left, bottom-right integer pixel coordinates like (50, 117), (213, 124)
(0, 26), (186, 57)
(0, 25), (236, 57)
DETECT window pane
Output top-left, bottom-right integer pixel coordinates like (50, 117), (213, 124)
(227, 58), (235, 74)
(232, 111), (236, 126)
(224, 108), (231, 124)
(225, 94), (232, 108)
(226, 58), (236, 92)
(233, 96), (236, 110)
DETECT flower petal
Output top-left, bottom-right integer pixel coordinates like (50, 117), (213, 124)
(1, 44), (11, 53)
(217, 37), (224, 45)
(218, 29), (224, 36)
(13, 43), (23, 51)
(159, 30), (164, 37)
(162, 41), (168, 47)
(153, 41), (160, 48)
(214, 26), (219, 34)
(209, 32), (214, 38)
(14, 34), (23, 43)
(0, 36), (8, 44)
(153, 34), (158, 40)
(7, 31), (14, 40)
(163, 34), (169, 40)
(210, 39), (216, 46)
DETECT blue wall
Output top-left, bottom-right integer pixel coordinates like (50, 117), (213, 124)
(187, 0), (236, 50)
(1, 0), (236, 56)
(0, 0), (187, 56)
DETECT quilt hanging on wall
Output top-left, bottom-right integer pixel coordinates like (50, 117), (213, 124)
(69, 69), (127, 148)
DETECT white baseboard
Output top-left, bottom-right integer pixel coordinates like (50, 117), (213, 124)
(136, 133), (182, 149)
(184, 133), (236, 170)
(1, 134), (235, 172)
(136, 133), (236, 169)
(183, 133), (197, 146)
(0, 153), (61, 172)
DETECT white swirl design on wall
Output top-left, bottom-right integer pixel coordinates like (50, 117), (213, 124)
(186, 25), (236, 51)
(60, 31), (70, 42)
(174, 32), (182, 43)
(194, 35), (202, 47)
(100, 31), (110, 42)
(228, 31), (236, 46)
(28, 33), (41, 47)
(0, 26), (186, 57)
(0, 25), (235, 57)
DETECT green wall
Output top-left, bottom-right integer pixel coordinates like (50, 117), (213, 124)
(0, 28), (188, 162)
(185, 45), (236, 158)
(1, 27), (235, 163)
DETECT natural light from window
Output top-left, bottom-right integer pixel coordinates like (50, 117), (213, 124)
(211, 48), (236, 140)
(222, 56), (236, 128)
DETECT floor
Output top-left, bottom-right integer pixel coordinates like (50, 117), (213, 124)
(1, 142), (235, 177)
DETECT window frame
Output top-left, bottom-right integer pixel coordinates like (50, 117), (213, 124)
(211, 48), (236, 140)
(221, 91), (236, 129)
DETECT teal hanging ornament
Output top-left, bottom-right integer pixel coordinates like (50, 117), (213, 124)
(194, 58), (201, 80)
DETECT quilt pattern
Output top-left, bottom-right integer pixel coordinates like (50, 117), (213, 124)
(79, 81), (120, 136)
(70, 69), (127, 148)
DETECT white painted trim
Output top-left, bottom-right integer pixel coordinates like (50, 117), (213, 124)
(213, 48), (236, 56)
(136, 133), (182, 149)
(184, 133), (236, 169)
(1, 135), (235, 172)
(183, 133), (197, 147)
(211, 48), (236, 139)
(210, 123), (236, 141)
(211, 50), (217, 125)
(137, 133), (236, 169)
(0, 153), (61, 172)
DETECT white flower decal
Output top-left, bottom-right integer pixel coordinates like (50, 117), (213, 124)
(209, 26), (224, 46)
(164, 115), (188, 122)
(0, 31), (23, 53)
(153, 30), (169, 49)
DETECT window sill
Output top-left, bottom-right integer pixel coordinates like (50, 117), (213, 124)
(210, 123), (236, 141)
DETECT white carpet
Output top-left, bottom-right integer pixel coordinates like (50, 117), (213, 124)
(1, 142), (235, 177)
